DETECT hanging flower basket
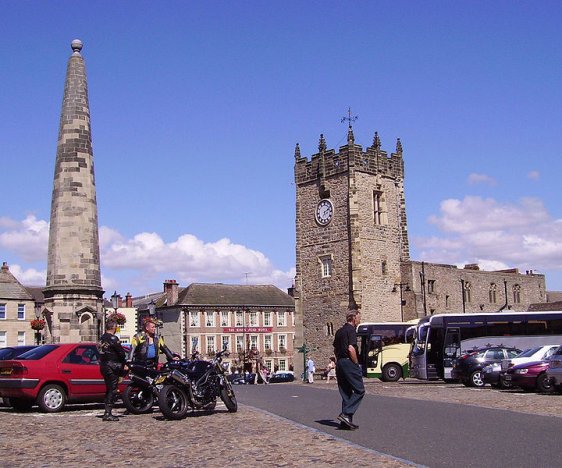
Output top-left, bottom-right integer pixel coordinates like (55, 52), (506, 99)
(30, 318), (46, 331)
(107, 312), (127, 326)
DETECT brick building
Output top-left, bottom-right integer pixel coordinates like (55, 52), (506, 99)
(135, 281), (295, 373)
(293, 127), (547, 373)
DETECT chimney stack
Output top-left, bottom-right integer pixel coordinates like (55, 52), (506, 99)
(125, 292), (133, 308)
(164, 280), (179, 306)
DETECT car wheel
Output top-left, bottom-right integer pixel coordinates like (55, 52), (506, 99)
(536, 373), (554, 393)
(9, 398), (34, 412)
(38, 384), (66, 413)
(382, 363), (402, 382)
(470, 370), (485, 388)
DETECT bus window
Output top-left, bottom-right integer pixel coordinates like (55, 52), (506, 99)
(367, 335), (383, 369)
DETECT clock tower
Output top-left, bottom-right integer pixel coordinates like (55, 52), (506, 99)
(293, 126), (410, 366)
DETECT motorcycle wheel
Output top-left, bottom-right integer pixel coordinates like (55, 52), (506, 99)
(122, 385), (154, 414)
(220, 382), (238, 413)
(158, 384), (190, 420)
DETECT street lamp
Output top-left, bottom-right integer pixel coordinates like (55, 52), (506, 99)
(392, 283), (410, 321)
(111, 291), (119, 312)
(148, 299), (156, 321)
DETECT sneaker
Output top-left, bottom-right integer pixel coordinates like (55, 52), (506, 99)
(337, 413), (357, 430)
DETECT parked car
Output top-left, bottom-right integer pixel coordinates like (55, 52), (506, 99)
(506, 360), (554, 393)
(0, 343), (127, 412)
(0, 346), (38, 360)
(481, 362), (504, 388)
(501, 345), (559, 373)
(269, 371), (295, 384)
(546, 345), (562, 392)
(452, 346), (521, 388)
(228, 373), (256, 385)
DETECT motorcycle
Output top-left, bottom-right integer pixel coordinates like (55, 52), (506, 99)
(157, 348), (238, 420)
(121, 361), (175, 414)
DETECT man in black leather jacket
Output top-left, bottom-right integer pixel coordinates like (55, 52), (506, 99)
(98, 320), (128, 421)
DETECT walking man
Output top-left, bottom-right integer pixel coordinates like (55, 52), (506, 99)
(333, 309), (365, 430)
(306, 357), (315, 383)
(98, 319), (128, 421)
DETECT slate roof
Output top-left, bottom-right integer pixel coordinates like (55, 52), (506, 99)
(0, 264), (34, 300)
(177, 283), (294, 307)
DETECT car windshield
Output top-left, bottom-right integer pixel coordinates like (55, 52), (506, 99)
(516, 347), (541, 358)
(16, 345), (58, 360)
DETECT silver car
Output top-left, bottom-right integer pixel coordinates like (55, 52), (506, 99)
(546, 345), (562, 390)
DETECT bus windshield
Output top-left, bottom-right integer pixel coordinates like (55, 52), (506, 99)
(411, 324), (428, 357)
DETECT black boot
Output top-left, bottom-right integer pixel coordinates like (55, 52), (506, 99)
(102, 404), (119, 421)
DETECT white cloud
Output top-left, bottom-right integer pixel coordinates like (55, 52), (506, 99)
(0, 215), (293, 295)
(415, 196), (562, 273)
(527, 170), (540, 181)
(467, 173), (497, 186)
(0, 214), (49, 262)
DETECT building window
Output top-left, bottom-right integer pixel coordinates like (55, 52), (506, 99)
(319, 255), (333, 278)
(0, 331), (6, 347)
(18, 331), (25, 346)
(464, 282), (472, 303)
(205, 311), (215, 327)
(220, 311), (229, 327)
(206, 336), (215, 354)
(264, 360), (273, 371)
(189, 311), (200, 327)
(278, 359), (287, 371)
(236, 335), (244, 352)
(445, 295), (450, 309)
(381, 260), (387, 276)
(264, 312), (271, 327)
(264, 335), (272, 350)
(277, 311), (286, 327)
(235, 312), (243, 327)
(250, 335), (258, 352)
(17, 304), (25, 320)
(221, 335), (230, 351)
(278, 334), (287, 351)
(0, 304), (6, 320)
(513, 284), (521, 304)
(373, 190), (387, 225)
(427, 280), (435, 294)
(190, 336), (199, 353)
(326, 322), (334, 336)
(249, 312), (258, 327)
(489, 283), (497, 304)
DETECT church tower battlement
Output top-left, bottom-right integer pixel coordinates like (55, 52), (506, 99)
(294, 128), (410, 369)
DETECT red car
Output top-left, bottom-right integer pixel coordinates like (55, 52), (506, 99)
(505, 360), (553, 393)
(0, 343), (127, 412)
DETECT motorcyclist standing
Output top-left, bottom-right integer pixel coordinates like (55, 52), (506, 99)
(98, 319), (128, 421)
(129, 317), (176, 367)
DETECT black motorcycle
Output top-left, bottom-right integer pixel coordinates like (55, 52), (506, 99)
(122, 361), (173, 414)
(157, 348), (238, 420)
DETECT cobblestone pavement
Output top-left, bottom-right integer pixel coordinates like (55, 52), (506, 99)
(0, 401), (410, 467)
(1, 380), (560, 467)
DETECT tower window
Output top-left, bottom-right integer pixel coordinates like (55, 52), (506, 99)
(381, 260), (387, 276)
(373, 190), (388, 225)
(464, 282), (472, 303)
(513, 284), (521, 304)
(489, 283), (497, 304)
(319, 255), (333, 278)
(427, 280), (435, 294)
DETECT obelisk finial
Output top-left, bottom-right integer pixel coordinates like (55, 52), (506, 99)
(71, 39), (83, 55)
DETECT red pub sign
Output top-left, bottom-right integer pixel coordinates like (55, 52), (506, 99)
(223, 327), (273, 333)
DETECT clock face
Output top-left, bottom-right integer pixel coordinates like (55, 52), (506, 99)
(315, 199), (334, 226)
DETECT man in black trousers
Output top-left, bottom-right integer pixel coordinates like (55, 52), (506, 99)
(98, 319), (128, 421)
(333, 309), (365, 430)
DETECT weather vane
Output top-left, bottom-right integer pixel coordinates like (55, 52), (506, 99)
(341, 107), (358, 128)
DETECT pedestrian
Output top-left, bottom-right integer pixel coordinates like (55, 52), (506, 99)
(98, 319), (128, 421)
(325, 356), (337, 382)
(129, 317), (177, 367)
(333, 309), (365, 430)
(306, 357), (315, 383)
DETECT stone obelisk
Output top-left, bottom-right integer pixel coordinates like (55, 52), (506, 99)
(43, 40), (104, 343)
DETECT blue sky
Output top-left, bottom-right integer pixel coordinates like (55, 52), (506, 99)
(2, 1), (562, 298)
